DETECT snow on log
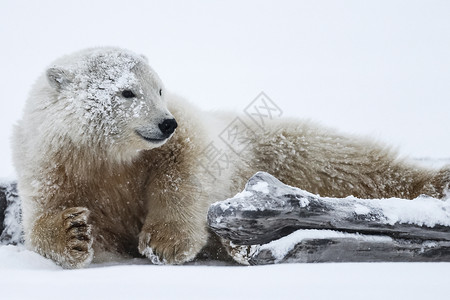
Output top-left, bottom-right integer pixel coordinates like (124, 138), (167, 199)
(0, 181), (22, 245)
(208, 172), (450, 263)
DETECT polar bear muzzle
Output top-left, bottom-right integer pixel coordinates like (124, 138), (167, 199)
(135, 118), (178, 144)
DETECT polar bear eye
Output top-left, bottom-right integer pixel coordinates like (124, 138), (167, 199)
(159, 89), (162, 96)
(122, 90), (136, 98)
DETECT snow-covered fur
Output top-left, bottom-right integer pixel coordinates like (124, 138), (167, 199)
(12, 47), (449, 268)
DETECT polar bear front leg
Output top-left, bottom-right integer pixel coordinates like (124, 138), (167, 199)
(138, 192), (208, 264)
(28, 207), (94, 269)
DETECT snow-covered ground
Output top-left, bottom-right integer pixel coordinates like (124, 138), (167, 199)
(1, 1), (450, 299)
(1, 245), (449, 300)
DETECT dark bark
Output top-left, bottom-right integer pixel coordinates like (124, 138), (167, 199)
(250, 236), (450, 264)
(0, 185), (6, 234)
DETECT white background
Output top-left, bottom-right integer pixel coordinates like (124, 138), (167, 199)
(0, 1), (449, 299)
(1, 0), (450, 177)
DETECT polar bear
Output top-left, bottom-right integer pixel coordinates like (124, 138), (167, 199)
(12, 47), (449, 268)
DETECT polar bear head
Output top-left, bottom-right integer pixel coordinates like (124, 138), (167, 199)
(44, 47), (176, 162)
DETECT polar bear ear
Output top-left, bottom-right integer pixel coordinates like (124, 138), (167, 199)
(46, 67), (72, 90)
(140, 54), (149, 63)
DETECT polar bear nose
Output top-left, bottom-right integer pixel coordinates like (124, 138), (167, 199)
(158, 118), (178, 137)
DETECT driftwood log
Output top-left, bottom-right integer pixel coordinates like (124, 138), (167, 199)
(208, 172), (450, 264)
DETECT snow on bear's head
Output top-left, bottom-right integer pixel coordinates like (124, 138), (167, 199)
(43, 47), (176, 162)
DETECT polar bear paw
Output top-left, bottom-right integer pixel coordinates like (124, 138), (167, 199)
(59, 207), (94, 268)
(138, 233), (167, 265)
(138, 229), (202, 265)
